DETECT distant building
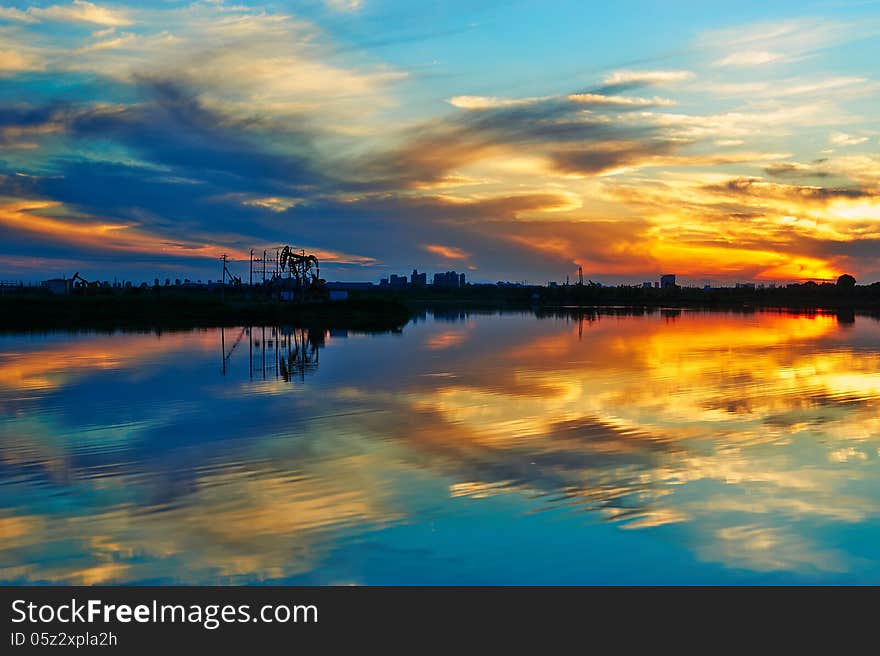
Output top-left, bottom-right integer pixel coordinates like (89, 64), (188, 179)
(642, 282), (652, 288)
(42, 278), (70, 295)
(433, 271), (461, 288)
(389, 274), (407, 288)
(459, 273), (466, 287)
(411, 269), (427, 286)
(736, 282), (756, 289)
(660, 274), (676, 288)
(379, 277), (389, 287)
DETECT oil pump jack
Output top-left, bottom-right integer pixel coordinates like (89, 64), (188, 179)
(278, 245), (326, 301)
(70, 272), (100, 290)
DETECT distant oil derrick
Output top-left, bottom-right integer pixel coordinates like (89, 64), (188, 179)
(247, 246), (327, 301)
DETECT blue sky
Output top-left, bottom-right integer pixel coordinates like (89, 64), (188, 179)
(1, 0), (879, 283)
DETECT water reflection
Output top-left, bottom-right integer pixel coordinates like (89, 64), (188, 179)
(2, 309), (880, 583)
(220, 326), (322, 382)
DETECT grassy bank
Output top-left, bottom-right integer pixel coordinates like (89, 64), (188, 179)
(0, 293), (412, 332)
(5, 281), (880, 332)
(351, 281), (880, 313)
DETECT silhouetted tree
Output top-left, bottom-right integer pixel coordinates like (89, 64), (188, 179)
(837, 273), (856, 288)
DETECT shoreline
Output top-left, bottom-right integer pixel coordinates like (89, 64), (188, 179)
(0, 294), (412, 332)
(2, 289), (879, 331)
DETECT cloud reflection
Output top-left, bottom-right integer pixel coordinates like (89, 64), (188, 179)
(3, 311), (880, 581)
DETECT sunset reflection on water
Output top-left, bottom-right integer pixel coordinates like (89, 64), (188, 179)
(2, 309), (880, 584)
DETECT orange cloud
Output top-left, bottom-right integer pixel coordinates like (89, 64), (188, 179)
(423, 244), (470, 260)
(0, 199), (377, 267)
(0, 199), (245, 259)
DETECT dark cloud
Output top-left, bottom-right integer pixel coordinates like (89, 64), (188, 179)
(68, 80), (326, 191)
(703, 177), (872, 202)
(550, 141), (677, 176)
(782, 235), (880, 260)
(358, 92), (687, 187)
(0, 103), (67, 129)
(763, 163), (832, 179)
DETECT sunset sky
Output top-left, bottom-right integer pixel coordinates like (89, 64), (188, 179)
(1, 0), (879, 284)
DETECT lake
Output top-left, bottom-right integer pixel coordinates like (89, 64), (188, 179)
(2, 308), (880, 584)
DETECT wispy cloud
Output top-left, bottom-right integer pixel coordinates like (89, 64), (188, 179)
(702, 18), (867, 68)
(601, 69), (695, 86)
(0, 6), (39, 23)
(829, 131), (869, 146)
(447, 95), (548, 109)
(715, 50), (788, 67)
(324, 0), (363, 11)
(567, 93), (675, 107)
(423, 244), (470, 260)
(20, 1), (133, 26)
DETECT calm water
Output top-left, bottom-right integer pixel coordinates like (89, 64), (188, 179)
(3, 308), (880, 584)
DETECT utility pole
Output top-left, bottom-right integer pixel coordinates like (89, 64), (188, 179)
(249, 249), (253, 287)
(578, 266), (584, 286)
(220, 253), (227, 302)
